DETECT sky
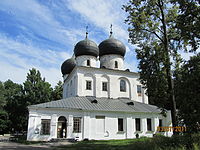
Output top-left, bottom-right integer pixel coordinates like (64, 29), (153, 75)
(0, 0), (140, 87)
(0, 0), (197, 87)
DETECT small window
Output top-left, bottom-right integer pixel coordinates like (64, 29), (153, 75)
(118, 118), (124, 131)
(73, 117), (81, 133)
(137, 85), (142, 96)
(120, 80), (126, 92)
(102, 82), (108, 91)
(115, 61), (118, 68)
(135, 118), (141, 131)
(159, 119), (163, 127)
(87, 60), (90, 66)
(41, 119), (50, 135)
(147, 118), (152, 131)
(86, 81), (92, 90)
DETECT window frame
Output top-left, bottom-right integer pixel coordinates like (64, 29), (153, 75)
(137, 85), (142, 96)
(86, 80), (92, 90)
(147, 118), (152, 131)
(40, 119), (51, 135)
(135, 118), (141, 131)
(118, 118), (124, 132)
(120, 80), (126, 92)
(73, 117), (82, 133)
(102, 82), (108, 91)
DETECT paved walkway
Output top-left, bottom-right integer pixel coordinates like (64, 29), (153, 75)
(0, 141), (72, 150)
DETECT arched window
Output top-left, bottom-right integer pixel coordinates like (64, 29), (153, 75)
(120, 80), (126, 92)
(87, 60), (90, 66)
(115, 61), (118, 68)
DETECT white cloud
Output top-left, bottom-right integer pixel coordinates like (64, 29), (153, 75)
(0, 0), (139, 87)
(66, 0), (137, 69)
(67, 0), (130, 42)
(0, 34), (70, 87)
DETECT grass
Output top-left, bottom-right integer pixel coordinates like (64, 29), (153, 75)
(10, 134), (200, 150)
(56, 135), (200, 150)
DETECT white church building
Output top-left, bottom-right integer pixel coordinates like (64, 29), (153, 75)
(27, 31), (172, 141)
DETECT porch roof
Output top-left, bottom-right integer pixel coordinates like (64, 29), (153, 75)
(29, 96), (161, 113)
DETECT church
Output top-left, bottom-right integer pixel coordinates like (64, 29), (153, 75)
(27, 30), (172, 141)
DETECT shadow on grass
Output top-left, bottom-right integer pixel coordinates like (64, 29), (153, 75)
(56, 135), (200, 150)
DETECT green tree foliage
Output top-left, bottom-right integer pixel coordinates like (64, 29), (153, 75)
(3, 80), (25, 133)
(52, 81), (63, 100)
(123, 0), (182, 128)
(0, 81), (6, 109)
(175, 53), (200, 133)
(136, 42), (170, 112)
(0, 68), (61, 134)
(23, 68), (53, 105)
(172, 0), (200, 51)
(0, 81), (9, 134)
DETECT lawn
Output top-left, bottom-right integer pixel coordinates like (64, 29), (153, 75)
(56, 135), (200, 150)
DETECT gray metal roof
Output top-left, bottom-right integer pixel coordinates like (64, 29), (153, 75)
(29, 97), (161, 113)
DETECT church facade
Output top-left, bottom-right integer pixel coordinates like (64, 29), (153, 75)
(27, 33), (172, 141)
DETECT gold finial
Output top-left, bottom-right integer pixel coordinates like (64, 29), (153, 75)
(86, 26), (88, 39)
(110, 24), (113, 37)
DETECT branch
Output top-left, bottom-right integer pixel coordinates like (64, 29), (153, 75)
(141, 28), (164, 43)
(157, 27), (164, 35)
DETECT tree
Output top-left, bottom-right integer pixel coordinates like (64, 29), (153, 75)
(3, 80), (25, 133)
(123, 0), (193, 130)
(0, 81), (6, 109)
(0, 81), (9, 134)
(136, 42), (170, 113)
(52, 81), (63, 100)
(172, 0), (200, 51)
(23, 68), (53, 105)
(175, 53), (200, 133)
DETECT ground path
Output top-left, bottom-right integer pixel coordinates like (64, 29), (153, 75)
(0, 141), (72, 150)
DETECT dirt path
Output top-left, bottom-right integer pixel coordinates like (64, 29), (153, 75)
(0, 141), (72, 150)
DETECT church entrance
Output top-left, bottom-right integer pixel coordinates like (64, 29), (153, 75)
(57, 116), (67, 138)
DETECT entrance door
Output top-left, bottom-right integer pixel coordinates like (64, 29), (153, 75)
(57, 116), (67, 138)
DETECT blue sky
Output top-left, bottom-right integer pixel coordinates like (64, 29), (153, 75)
(0, 0), (139, 87)
(0, 0), (195, 87)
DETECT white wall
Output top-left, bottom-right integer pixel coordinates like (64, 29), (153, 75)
(76, 55), (97, 67)
(72, 67), (148, 104)
(63, 72), (78, 99)
(100, 54), (124, 70)
(27, 108), (172, 141)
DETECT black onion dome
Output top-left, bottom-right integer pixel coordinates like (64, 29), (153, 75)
(74, 38), (99, 57)
(99, 38), (126, 57)
(61, 58), (76, 75)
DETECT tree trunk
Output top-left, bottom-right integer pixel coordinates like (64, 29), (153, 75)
(158, 0), (177, 134)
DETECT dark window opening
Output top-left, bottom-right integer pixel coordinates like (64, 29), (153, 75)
(86, 81), (92, 90)
(87, 60), (90, 66)
(115, 61), (118, 68)
(120, 80), (126, 92)
(135, 118), (141, 131)
(102, 82), (108, 91)
(147, 118), (152, 131)
(118, 118), (124, 131)
(159, 119), (163, 127)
